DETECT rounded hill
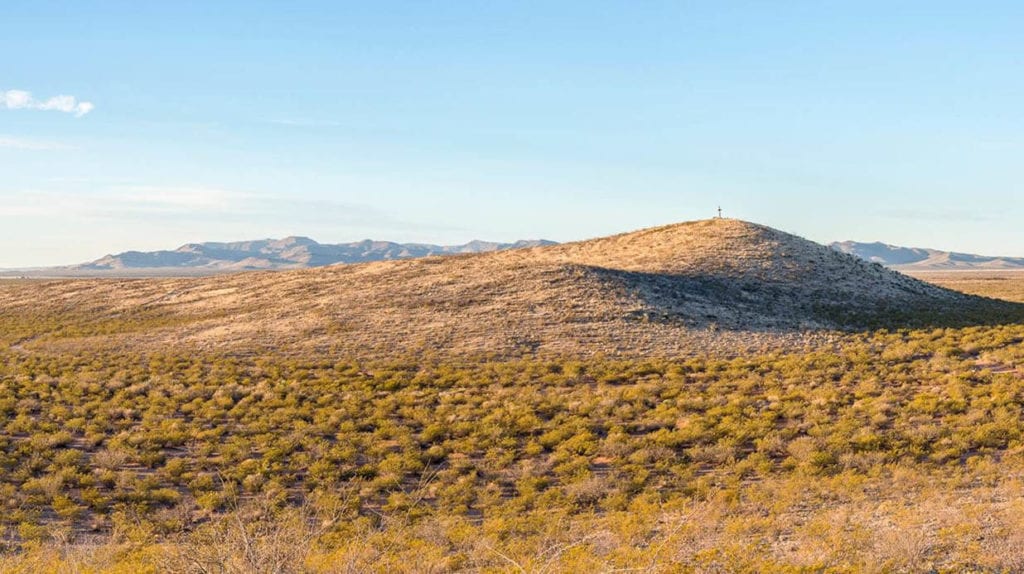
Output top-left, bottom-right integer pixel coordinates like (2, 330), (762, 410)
(2, 219), (1021, 357)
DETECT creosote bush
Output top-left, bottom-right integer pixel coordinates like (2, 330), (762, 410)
(1, 275), (1024, 570)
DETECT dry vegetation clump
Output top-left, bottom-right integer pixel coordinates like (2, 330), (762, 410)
(0, 316), (1023, 569)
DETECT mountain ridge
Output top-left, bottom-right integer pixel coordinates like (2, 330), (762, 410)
(831, 240), (1024, 270)
(72, 236), (558, 272)
(16, 233), (1022, 277)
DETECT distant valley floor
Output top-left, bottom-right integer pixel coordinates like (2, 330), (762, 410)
(905, 270), (1024, 303)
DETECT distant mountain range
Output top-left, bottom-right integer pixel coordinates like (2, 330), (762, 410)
(3, 234), (1020, 279)
(830, 241), (1024, 271)
(76, 236), (1024, 273)
(65, 236), (558, 273)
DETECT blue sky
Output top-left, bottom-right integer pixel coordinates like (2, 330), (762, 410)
(3, 1), (1024, 266)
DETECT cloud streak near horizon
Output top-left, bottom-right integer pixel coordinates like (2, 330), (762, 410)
(0, 136), (71, 150)
(0, 185), (396, 224)
(1, 89), (94, 117)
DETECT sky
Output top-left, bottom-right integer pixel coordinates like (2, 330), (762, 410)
(3, 1), (1024, 267)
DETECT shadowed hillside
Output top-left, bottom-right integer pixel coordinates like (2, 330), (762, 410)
(2, 219), (1022, 357)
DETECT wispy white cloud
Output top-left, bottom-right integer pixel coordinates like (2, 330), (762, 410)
(1, 89), (94, 117)
(105, 186), (251, 212)
(0, 136), (72, 151)
(0, 186), (248, 218)
(268, 118), (342, 128)
(875, 207), (996, 223)
(0, 185), (423, 229)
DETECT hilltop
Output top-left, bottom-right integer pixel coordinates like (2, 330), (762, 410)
(832, 240), (1024, 270)
(2, 219), (1020, 357)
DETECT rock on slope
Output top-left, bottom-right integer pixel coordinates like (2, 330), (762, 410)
(3, 219), (1019, 358)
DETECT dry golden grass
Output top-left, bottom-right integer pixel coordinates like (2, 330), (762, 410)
(910, 270), (1024, 303)
(1, 330), (1024, 570)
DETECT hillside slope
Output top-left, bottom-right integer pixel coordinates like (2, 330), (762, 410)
(2, 219), (1020, 358)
